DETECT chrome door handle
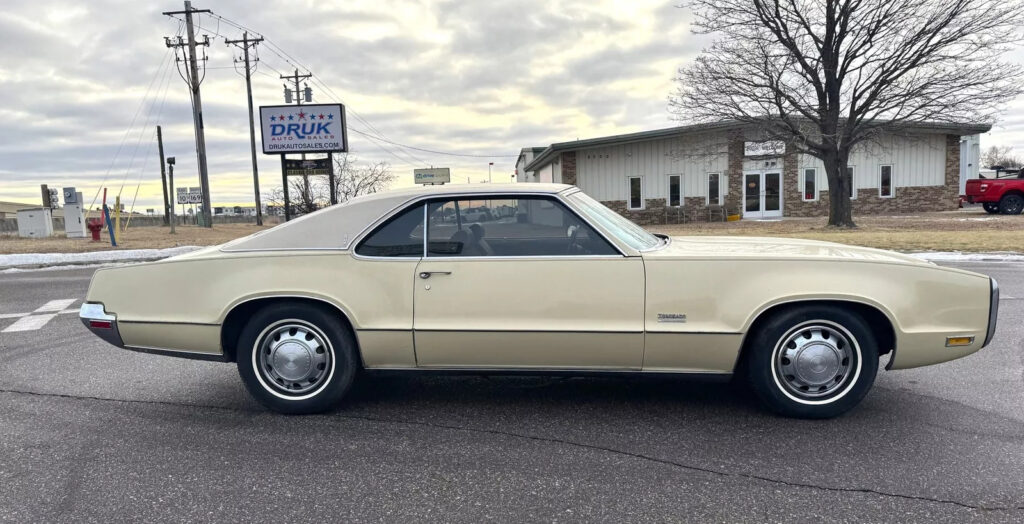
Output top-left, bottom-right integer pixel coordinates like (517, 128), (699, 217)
(419, 271), (452, 279)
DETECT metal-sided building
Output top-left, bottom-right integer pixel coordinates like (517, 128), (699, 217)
(516, 121), (988, 223)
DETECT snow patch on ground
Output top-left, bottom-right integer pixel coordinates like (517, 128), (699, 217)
(0, 246), (202, 270)
(908, 251), (1024, 262)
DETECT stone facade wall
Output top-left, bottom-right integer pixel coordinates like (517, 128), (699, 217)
(725, 130), (744, 214)
(561, 151), (577, 186)
(602, 196), (730, 224)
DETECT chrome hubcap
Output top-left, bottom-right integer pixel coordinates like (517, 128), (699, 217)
(257, 322), (331, 395)
(775, 323), (855, 399)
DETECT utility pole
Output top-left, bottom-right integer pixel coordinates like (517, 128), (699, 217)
(167, 157), (176, 234)
(156, 126), (170, 226)
(281, 68), (314, 217)
(225, 32), (265, 225)
(163, 1), (213, 228)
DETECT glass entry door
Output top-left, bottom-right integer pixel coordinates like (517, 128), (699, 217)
(743, 171), (783, 219)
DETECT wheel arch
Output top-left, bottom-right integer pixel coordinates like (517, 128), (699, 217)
(735, 299), (897, 372)
(220, 295), (359, 363)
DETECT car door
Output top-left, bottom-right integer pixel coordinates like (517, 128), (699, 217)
(413, 195), (645, 369)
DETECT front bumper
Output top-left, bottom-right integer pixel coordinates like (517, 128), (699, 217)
(79, 302), (125, 348)
(983, 278), (999, 348)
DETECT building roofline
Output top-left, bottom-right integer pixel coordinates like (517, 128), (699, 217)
(524, 119), (992, 172)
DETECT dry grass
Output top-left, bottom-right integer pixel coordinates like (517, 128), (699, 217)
(0, 223), (271, 255)
(648, 208), (1024, 252)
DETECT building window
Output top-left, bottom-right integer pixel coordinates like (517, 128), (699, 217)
(847, 166), (857, 200)
(628, 177), (643, 210)
(802, 168), (817, 201)
(668, 175), (681, 207)
(879, 165), (893, 198)
(707, 173), (722, 205)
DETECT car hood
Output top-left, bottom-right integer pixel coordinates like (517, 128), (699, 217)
(644, 236), (932, 266)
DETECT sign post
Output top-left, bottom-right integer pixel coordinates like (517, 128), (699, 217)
(259, 103), (347, 221)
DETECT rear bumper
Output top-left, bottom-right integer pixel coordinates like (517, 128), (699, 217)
(79, 302), (125, 348)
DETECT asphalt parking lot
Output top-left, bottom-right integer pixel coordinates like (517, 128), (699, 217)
(0, 261), (1022, 522)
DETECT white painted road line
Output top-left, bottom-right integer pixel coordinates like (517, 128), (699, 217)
(34, 299), (78, 313)
(2, 313), (58, 333)
(0, 312), (30, 319)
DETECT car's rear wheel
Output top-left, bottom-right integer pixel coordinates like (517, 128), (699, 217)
(982, 202), (1000, 214)
(744, 305), (879, 419)
(237, 303), (357, 414)
(999, 194), (1024, 215)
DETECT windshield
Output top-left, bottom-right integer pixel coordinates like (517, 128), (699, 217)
(567, 191), (663, 251)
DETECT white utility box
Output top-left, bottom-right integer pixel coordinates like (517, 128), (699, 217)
(63, 189), (85, 238)
(17, 208), (54, 238)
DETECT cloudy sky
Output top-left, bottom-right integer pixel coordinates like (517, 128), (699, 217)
(1, 0), (1023, 210)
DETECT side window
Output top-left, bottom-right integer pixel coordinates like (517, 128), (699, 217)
(354, 203), (424, 257)
(628, 177), (643, 210)
(879, 165), (893, 197)
(426, 196), (617, 257)
(668, 175), (681, 207)
(707, 173), (721, 205)
(802, 168), (817, 201)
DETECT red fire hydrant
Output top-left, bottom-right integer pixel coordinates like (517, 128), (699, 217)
(87, 219), (103, 242)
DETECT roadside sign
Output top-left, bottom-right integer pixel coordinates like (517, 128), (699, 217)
(259, 103), (348, 154)
(284, 158), (331, 176)
(176, 187), (188, 204)
(414, 167), (451, 185)
(188, 187), (203, 204)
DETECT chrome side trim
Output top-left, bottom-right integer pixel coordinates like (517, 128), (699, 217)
(123, 345), (228, 362)
(983, 278), (999, 348)
(362, 367), (733, 380)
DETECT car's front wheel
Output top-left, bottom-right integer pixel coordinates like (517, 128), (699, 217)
(237, 302), (357, 414)
(744, 305), (879, 418)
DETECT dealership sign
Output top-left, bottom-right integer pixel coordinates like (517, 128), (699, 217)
(259, 104), (348, 154)
(744, 141), (786, 157)
(414, 167), (451, 185)
(284, 158), (331, 176)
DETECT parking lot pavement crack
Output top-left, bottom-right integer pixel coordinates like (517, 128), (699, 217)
(2, 387), (1023, 513)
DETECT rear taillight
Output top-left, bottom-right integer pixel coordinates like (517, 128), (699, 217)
(89, 320), (113, 329)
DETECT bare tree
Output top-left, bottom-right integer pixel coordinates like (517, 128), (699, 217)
(262, 177), (326, 216)
(981, 145), (1021, 169)
(263, 155), (396, 215)
(331, 154), (396, 204)
(671, 0), (1024, 227)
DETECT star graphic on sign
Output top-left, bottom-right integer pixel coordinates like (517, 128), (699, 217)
(287, 114), (294, 120)
(318, 114), (325, 119)
(298, 111), (307, 120)
(327, 113), (334, 119)
(270, 116), (276, 121)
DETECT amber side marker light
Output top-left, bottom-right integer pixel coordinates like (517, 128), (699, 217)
(945, 336), (974, 347)
(89, 320), (113, 330)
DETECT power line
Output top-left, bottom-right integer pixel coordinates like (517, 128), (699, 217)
(207, 11), (519, 161)
(86, 22), (182, 218)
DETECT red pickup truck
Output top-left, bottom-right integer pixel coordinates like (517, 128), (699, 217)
(964, 172), (1024, 214)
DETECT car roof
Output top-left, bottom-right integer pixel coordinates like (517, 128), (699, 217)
(222, 183), (575, 252)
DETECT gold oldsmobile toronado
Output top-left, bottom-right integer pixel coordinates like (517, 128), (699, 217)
(80, 184), (999, 418)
